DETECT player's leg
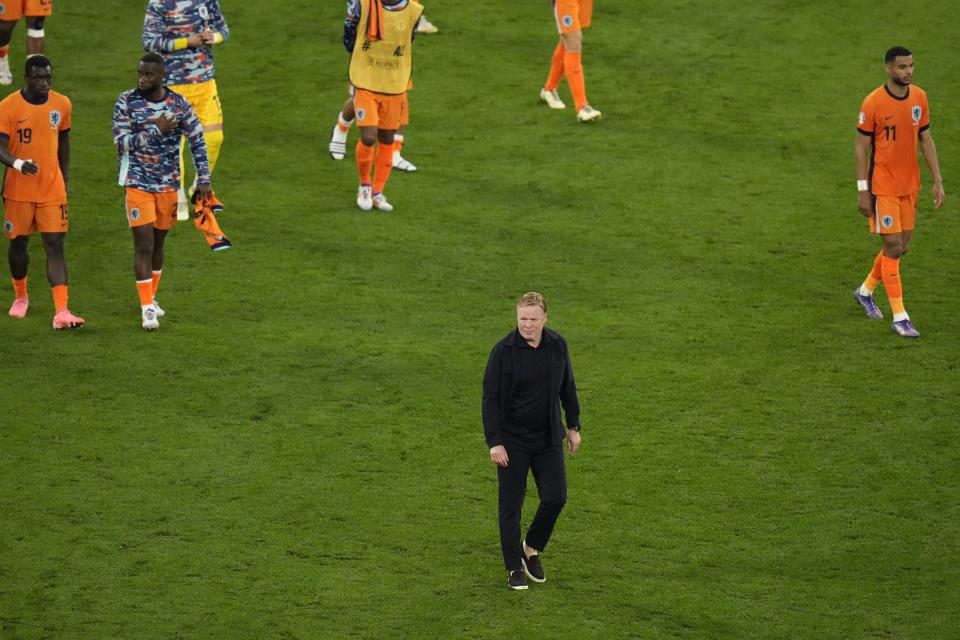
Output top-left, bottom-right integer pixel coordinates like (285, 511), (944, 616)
(0, 14), (18, 85)
(392, 93), (417, 172)
(371, 127), (396, 211)
(885, 195), (918, 337)
(354, 90), (378, 210)
(40, 230), (83, 329)
(560, 0), (599, 122)
(329, 93), (355, 160)
(541, 41), (566, 109)
(201, 81), (224, 174)
(7, 233), (29, 317)
(149, 191), (177, 319)
(126, 188), (160, 329)
(24, 15), (43, 56)
(23, 0), (50, 57)
(150, 226), (168, 317)
(370, 94), (403, 210)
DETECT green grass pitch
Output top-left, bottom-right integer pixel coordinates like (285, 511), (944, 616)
(1, 1), (958, 638)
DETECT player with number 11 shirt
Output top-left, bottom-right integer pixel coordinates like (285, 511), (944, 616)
(853, 46), (944, 338)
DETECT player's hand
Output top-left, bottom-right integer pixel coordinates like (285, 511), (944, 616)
(20, 159), (39, 175)
(194, 184), (213, 201)
(155, 114), (178, 135)
(857, 191), (873, 218)
(199, 30), (217, 45)
(187, 33), (205, 48)
(566, 429), (581, 455)
(932, 181), (945, 210)
(489, 445), (509, 467)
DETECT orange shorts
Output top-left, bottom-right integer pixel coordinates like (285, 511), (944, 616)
(3, 199), (67, 238)
(124, 188), (179, 230)
(349, 84), (410, 126)
(0, 0), (52, 20)
(553, 0), (592, 34)
(871, 192), (917, 234)
(354, 88), (406, 131)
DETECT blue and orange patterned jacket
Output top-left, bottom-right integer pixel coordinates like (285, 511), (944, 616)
(112, 87), (210, 193)
(143, 0), (229, 85)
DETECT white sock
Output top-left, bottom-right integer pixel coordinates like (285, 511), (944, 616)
(893, 311), (909, 322)
(337, 113), (354, 129)
(859, 283), (874, 297)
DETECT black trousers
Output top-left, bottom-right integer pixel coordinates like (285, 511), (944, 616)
(496, 435), (567, 571)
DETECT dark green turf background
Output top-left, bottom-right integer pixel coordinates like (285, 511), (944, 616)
(1, 1), (957, 638)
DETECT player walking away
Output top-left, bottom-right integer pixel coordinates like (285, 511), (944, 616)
(142, 0), (228, 219)
(112, 53), (213, 331)
(0, 55), (83, 329)
(0, 0), (53, 85)
(345, 0), (423, 212)
(330, 0), (429, 170)
(540, 0), (601, 123)
(853, 46), (945, 338)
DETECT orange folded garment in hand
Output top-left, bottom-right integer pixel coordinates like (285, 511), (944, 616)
(192, 190), (232, 251)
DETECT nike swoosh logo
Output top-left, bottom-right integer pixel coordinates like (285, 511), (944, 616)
(885, 115), (894, 120)
(17, 118), (27, 123)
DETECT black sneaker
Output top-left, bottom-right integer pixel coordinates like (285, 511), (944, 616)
(508, 570), (528, 590)
(521, 544), (546, 583)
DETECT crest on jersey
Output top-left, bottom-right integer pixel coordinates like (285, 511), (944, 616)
(561, 15), (574, 28)
(198, 5), (210, 20)
(881, 215), (893, 229)
(911, 106), (922, 122)
(356, 108), (366, 122)
(4, 221), (12, 234)
(49, 110), (62, 129)
(131, 208), (140, 221)
(858, 111), (865, 125)
(0, 6), (5, 15)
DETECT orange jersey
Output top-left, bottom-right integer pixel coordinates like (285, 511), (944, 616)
(857, 84), (930, 196)
(0, 89), (71, 204)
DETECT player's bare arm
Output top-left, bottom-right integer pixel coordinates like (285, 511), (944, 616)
(0, 140), (39, 175)
(854, 133), (873, 217)
(918, 129), (945, 209)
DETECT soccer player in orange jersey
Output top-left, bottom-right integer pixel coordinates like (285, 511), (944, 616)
(540, 0), (601, 123)
(0, 55), (83, 329)
(0, 0), (53, 85)
(853, 46), (945, 338)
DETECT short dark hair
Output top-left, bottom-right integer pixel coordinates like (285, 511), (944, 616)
(140, 52), (165, 66)
(25, 55), (51, 75)
(885, 46), (912, 63)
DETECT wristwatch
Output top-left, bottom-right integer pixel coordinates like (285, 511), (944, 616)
(568, 424), (581, 432)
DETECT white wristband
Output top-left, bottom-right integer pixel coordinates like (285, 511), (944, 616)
(857, 179), (868, 191)
(12, 159), (24, 172)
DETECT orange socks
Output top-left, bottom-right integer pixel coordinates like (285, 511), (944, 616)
(337, 113), (353, 133)
(881, 255), (906, 315)
(545, 42), (564, 91)
(52, 285), (68, 312)
(0, 45), (8, 59)
(863, 250), (883, 293)
(563, 51), (587, 111)
(12, 276), (27, 299)
(152, 270), (162, 298)
(357, 140), (375, 185)
(136, 279), (154, 307)
(372, 142), (394, 194)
